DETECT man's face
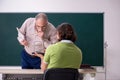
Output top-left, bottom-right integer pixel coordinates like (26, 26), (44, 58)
(35, 18), (47, 32)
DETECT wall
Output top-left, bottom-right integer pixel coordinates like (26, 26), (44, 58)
(0, 0), (120, 80)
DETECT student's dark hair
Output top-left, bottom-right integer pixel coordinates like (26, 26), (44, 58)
(57, 23), (77, 42)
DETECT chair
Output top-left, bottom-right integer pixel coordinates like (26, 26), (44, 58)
(43, 68), (79, 80)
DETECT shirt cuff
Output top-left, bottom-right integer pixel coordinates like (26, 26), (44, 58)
(43, 60), (48, 64)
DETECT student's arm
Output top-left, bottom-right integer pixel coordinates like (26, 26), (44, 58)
(41, 61), (48, 72)
(34, 53), (48, 72)
(34, 52), (48, 72)
(36, 46), (51, 72)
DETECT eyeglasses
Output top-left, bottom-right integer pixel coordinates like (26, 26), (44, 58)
(36, 25), (46, 32)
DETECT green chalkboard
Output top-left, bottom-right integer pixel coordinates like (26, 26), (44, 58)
(0, 13), (103, 66)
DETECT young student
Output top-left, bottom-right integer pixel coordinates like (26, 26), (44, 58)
(17, 13), (57, 69)
(34, 23), (82, 72)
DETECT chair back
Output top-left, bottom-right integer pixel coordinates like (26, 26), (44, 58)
(43, 68), (79, 80)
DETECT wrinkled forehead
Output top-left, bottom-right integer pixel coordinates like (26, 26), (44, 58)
(35, 18), (47, 27)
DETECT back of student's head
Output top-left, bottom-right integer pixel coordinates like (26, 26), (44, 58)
(57, 23), (77, 42)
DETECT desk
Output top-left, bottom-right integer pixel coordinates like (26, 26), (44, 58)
(0, 69), (96, 80)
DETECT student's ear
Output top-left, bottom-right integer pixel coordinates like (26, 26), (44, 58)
(56, 32), (60, 40)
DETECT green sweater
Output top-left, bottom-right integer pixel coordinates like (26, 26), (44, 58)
(44, 41), (82, 69)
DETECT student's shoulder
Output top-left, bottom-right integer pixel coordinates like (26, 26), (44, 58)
(47, 42), (60, 49)
(46, 42), (62, 53)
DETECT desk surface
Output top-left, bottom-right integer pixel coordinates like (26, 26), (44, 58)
(0, 69), (43, 74)
(0, 69), (96, 74)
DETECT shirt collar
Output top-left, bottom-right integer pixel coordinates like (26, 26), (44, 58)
(60, 40), (73, 43)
